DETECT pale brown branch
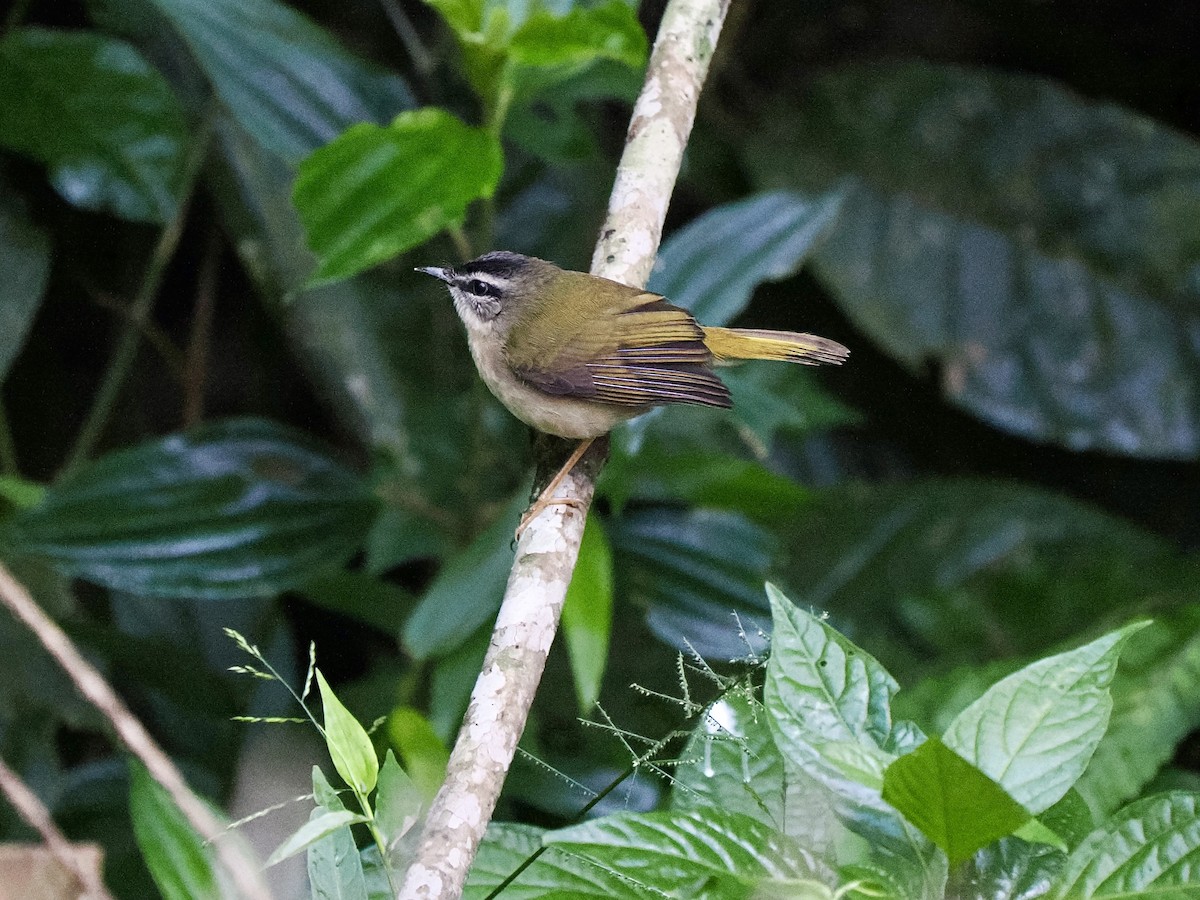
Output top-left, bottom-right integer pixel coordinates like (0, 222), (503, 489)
(396, 2), (732, 897)
(0, 755), (114, 900)
(0, 563), (273, 900)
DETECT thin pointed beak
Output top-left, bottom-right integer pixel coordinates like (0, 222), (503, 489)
(415, 265), (452, 283)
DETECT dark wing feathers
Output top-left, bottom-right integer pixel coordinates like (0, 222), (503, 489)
(511, 294), (731, 409)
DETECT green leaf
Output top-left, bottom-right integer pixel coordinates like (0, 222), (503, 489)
(147, 0), (412, 161)
(609, 507), (777, 659)
(374, 751), (423, 849)
(1073, 606), (1200, 816)
(306, 808), (369, 900)
(1050, 792), (1200, 899)
(777, 478), (1177, 683)
(386, 707), (449, 801)
(267, 808), (369, 866)
(764, 586), (945, 894)
(312, 766), (347, 812)
(764, 583), (897, 775)
(750, 62), (1200, 458)
(0, 28), (188, 223)
(545, 808), (818, 893)
(465, 822), (641, 900)
(599, 448), (810, 522)
(509, 2), (647, 71)
(402, 492), (523, 660)
(428, 625), (490, 741)
(671, 691), (786, 830)
(129, 764), (220, 900)
(1038, 788), (1098, 850)
(0, 476), (45, 510)
(722, 361), (860, 448)
(882, 735), (1030, 866)
(9, 418), (375, 599)
(944, 623), (1149, 815)
(294, 108), (503, 283)
(561, 516), (613, 712)
(317, 669), (380, 795)
(945, 838), (1066, 900)
(649, 190), (844, 326)
(0, 172), (51, 381)
(420, 0), (487, 38)
(359, 845), (392, 900)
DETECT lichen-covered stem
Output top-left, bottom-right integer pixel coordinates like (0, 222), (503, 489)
(591, 0), (730, 285)
(396, 3), (730, 898)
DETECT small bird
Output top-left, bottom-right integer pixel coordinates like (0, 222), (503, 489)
(417, 251), (848, 529)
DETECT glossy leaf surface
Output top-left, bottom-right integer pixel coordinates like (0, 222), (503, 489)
(671, 691), (785, 830)
(944, 623), (1147, 814)
(294, 108), (503, 282)
(1050, 792), (1200, 899)
(466, 823), (640, 900)
(147, 0), (411, 161)
(749, 62), (1200, 457)
(10, 418), (374, 599)
(0, 28), (188, 222)
(609, 507), (776, 659)
(546, 808), (817, 893)
(1074, 606), (1200, 816)
(778, 478), (1176, 680)
(649, 190), (843, 326)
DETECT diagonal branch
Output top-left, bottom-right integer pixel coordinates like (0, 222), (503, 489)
(0, 755), (114, 900)
(0, 563), (273, 900)
(396, 2), (732, 897)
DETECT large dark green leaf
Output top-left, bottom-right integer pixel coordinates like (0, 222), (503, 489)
(8, 418), (375, 599)
(0, 172), (51, 381)
(0, 28), (188, 223)
(777, 478), (1182, 681)
(748, 62), (1200, 457)
(609, 507), (777, 659)
(147, 0), (412, 161)
(294, 108), (503, 282)
(649, 190), (844, 326)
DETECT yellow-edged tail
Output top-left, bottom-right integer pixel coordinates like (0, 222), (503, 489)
(702, 327), (849, 366)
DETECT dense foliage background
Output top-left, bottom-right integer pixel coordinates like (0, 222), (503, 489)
(0, 0), (1197, 896)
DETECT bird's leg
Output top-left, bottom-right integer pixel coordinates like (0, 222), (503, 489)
(516, 438), (595, 539)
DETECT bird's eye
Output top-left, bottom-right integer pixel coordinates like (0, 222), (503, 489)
(466, 279), (495, 297)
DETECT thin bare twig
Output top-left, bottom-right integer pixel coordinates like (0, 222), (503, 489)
(63, 112), (213, 475)
(396, 2), (732, 897)
(87, 290), (187, 382)
(0, 756), (115, 900)
(183, 228), (221, 427)
(0, 563), (273, 900)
